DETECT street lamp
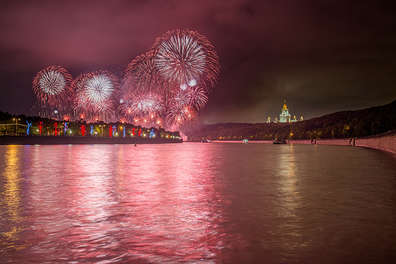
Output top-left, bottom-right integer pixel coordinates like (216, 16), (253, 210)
(13, 117), (21, 136)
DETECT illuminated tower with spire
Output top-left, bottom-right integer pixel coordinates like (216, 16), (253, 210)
(279, 100), (291, 123)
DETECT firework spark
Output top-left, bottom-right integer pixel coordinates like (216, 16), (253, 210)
(120, 92), (163, 118)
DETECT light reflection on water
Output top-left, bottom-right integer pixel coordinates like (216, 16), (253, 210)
(276, 144), (314, 262)
(0, 143), (396, 263)
(1, 146), (22, 250)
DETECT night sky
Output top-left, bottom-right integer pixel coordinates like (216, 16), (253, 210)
(1, 0), (395, 123)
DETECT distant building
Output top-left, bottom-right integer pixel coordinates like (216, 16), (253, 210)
(266, 100), (303, 123)
(279, 102), (291, 123)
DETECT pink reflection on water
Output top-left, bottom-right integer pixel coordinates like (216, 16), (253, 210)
(113, 145), (228, 262)
(22, 144), (235, 263)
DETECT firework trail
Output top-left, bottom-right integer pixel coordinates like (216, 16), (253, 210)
(33, 66), (73, 112)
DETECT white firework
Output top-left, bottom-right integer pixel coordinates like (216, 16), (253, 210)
(154, 32), (206, 86)
(85, 74), (114, 103)
(39, 70), (66, 95)
(73, 71), (119, 119)
(33, 66), (73, 113)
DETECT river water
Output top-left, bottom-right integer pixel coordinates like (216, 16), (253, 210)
(0, 143), (395, 263)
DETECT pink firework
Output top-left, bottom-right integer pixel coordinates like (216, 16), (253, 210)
(166, 105), (195, 127)
(73, 70), (119, 121)
(33, 66), (73, 110)
(72, 73), (89, 114)
(171, 86), (208, 111)
(164, 86), (207, 127)
(153, 29), (219, 92)
(120, 92), (163, 118)
(123, 50), (162, 96)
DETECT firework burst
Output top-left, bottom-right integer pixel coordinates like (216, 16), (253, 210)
(72, 73), (89, 114)
(165, 87), (207, 128)
(73, 70), (119, 121)
(172, 86), (208, 111)
(123, 50), (161, 95)
(153, 29), (219, 92)
(166, 105), (195, 127)
(33, 66), (73, 110)
(33, 29), (219, 128)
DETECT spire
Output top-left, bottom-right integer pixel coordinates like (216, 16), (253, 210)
(282, 99), (288, 111)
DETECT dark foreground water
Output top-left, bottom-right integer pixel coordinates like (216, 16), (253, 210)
(0, 143), (395, 263)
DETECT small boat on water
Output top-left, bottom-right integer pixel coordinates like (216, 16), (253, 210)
(242, 139), (248, 144)
(273, 138), (287, 144)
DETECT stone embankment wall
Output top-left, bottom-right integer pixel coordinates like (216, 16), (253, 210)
(289, 139), (351, 146)
(289, 131), (396, 154)
(355, 132), (396, 154)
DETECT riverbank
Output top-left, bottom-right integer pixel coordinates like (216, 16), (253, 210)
(198, 130), (396, 155)
(0, 136), (182, 145)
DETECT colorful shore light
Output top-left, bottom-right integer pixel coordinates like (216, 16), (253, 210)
(26, 121), (32, 136)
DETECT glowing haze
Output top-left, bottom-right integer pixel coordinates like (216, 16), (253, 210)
(1, 0), (396, 123)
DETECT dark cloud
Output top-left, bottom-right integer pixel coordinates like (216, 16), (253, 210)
(1, 0), (395, 122)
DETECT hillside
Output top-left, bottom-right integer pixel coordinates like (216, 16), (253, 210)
(185, 100), (396, 141)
